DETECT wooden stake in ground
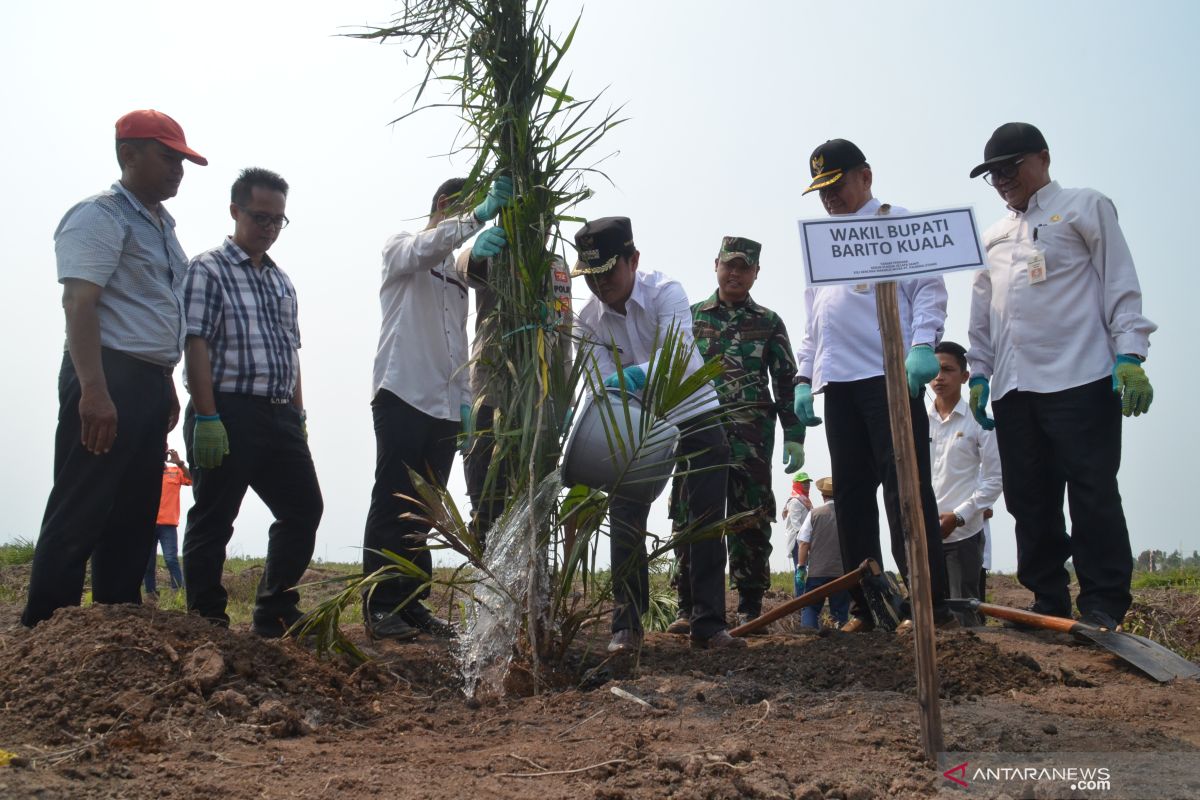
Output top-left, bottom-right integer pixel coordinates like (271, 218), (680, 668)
(874, 280), (944, 759)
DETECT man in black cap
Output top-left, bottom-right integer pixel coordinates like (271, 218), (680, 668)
(967, 123), (1157, 630)
(793, 139), (955, 632)
(573, 216), (746, 652)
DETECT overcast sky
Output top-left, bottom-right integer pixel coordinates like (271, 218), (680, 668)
(2, 1), (1197, 576)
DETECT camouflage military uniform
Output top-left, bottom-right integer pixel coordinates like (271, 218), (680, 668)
(671, 290), (805, 614)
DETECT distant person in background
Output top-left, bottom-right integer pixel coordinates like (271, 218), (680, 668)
(927, 341), (1002, 626)
(144, 448), (190, 597)
(795, 477), (849, 629)
(968, 122), (1157, 630)
(782, 473), (813, 597)
(363, 175), (512, 641)
(182, 167), (323, 639)
(22, 110), (206, 628)
(793, 137), (955, 632)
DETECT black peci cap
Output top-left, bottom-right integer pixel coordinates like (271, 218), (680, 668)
(803, 139), (868, 195)
(572, 216), (635, 277)
(969, 122), (1049, 178)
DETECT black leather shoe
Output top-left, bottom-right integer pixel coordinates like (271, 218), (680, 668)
(607, 629), (643, 654)
(252, 606), (308, 639)
(401, 604), (456, 638)
(1080, 610), (1122, 631)
(364, 611), (420, 641)
(840, 616), (876, 633)
(690, 629), (748, 650)
(665, 616), (691, 635)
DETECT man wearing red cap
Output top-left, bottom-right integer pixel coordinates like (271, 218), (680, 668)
(22, 110), (207, 627)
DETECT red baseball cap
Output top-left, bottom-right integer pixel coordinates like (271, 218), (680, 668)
(115, 109), (207, 166)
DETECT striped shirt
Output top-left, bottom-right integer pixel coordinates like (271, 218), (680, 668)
(54, 182), (189, 367)
(184, 238), (300, 400)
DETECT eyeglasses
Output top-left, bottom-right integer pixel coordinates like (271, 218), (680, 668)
(236, 205), (289, 230)
(982, 158), (1024, 186)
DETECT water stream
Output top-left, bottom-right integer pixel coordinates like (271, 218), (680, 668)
(457, 472), (561, 697)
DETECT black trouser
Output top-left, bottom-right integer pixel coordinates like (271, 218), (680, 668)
(463, 403), (503, 548)
(363, 390), (458, 617)
(182, 393), (322, 624)
(823, 377), (948, 621)
(944, 530), (985, 625)
(22, 349), (173, 627)
(610, 414), (729, 639)
(993, 378), (1131, 621)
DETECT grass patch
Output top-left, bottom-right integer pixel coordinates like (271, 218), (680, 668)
(0, 538), (36, 566)
(1132, 567), (1200, 593)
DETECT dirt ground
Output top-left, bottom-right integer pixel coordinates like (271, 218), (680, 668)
(0, 569), (1197, 800)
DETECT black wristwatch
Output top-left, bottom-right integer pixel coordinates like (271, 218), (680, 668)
(954, 513), (965, 528)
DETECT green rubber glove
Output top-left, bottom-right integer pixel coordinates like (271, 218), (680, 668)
(905, 344), (939, 398)
(793, 383), (822, 427)
(1112, 355), (1153, 417)
(459, 403), (475, 454)
(471, 226), (507, 260)
(193, 414), (229, 468)
(473, 175), (513, 222)
(782, 441), (805, 474)
(603, 365), (646, 392)
(794, 565), (808, 597)
(968, 376), (995, 431)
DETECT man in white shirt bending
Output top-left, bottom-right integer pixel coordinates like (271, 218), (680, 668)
(793, 138), (955, 632)
(573, 216), (745, 654)
(928, 341), (1002, 626)
(363, 175), (512, 640)
(968, 122), (1156, 630)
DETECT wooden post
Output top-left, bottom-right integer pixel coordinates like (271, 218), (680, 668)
(874, 280), (944, 759)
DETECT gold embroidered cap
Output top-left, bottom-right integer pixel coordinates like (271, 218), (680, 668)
(572, 216), (635, 277)
(802, 139), (867, 195)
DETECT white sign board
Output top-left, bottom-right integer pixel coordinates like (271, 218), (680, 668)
(798, 207), (985, 286)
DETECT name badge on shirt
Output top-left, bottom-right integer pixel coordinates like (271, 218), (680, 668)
(1027, 251), (1047, 284)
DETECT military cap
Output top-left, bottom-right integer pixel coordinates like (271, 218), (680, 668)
(717, 236), (762, 268)
(969, 122), (1049, 178)
(572, 216), (635, 277)
(802, 139), (868, 195)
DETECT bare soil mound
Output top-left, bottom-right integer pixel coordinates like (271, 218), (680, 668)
(0, 576), (1195, 799)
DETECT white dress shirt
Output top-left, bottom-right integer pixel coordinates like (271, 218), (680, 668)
(574, 269), (719, 425)
(782, 494), (812, 562)
(796, 198), (948, 392)
(968, 181), (1157, 401)
(372, 212), (483, 420)
(928, 397), (1003, 545)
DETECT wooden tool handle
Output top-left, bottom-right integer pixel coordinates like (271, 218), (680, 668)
(729, 559), (880, 637)
(974, 601), (1079, 633)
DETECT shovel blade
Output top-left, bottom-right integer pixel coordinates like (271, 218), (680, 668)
(1076, 628), (1200, 683)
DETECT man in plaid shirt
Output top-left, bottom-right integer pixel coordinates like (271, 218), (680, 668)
(181, 167), (323, 638)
